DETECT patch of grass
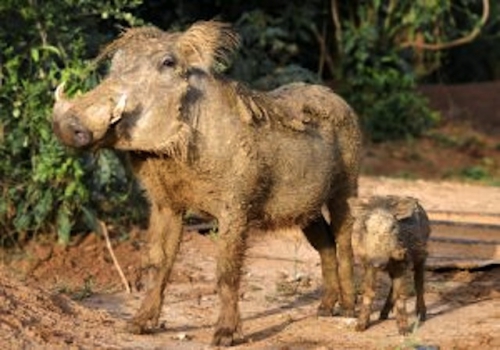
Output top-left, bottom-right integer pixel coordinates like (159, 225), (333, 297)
(395, 171), (418, 180)
(427, 130), (487, 153)
(487, 179), (500, 187)
(118, 230), (130, 243)
(459, 134), (487, 152)
(459, 165), (490, 181)
(71, 276), (95, 301)
(443, 162), (500, 185)
(426, 130), (462, 148)
(395, 319), (439, 350)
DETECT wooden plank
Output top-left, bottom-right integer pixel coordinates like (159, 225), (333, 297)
(428, 219), (500, 270)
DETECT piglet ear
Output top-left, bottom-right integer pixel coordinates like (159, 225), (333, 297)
(393, 197), (418, 220)
(176, 20), (240, 71)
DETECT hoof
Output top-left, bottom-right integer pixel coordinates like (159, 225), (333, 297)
(379, 313), (389, 320)
(212, 328), (235, 347)
(354, 321), (368, 332)
(398, 327), (409, 336)
(125, 320), (148, 335)
(341, 308), (355, 318)
(397, 320), (409, 335)
(417, 311), (427, 322)
(317, 304), (336, 317)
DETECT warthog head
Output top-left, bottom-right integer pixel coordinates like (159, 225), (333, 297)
(52, 21), (239, 155)
(348, 196), (417, 267)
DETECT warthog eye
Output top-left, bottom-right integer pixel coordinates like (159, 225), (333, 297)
(161, 55), (176, 68)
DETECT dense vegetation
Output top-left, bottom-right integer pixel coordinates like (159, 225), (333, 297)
(1, 0), (499, 243)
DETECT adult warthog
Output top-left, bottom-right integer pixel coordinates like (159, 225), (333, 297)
(52, 21), (362, 346)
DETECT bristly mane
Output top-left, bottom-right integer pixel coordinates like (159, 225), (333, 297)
(94, 26), (166, 64)
(229, 81), (353, 133)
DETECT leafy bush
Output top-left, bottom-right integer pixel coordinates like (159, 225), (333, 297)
(0, 0), (146, 245)
(335, 3), (441, 142)
(340, 48), (439, 142)
(231, 7), (321, 90)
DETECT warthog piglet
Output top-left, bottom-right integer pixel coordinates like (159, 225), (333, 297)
(348, 195), (431, 334)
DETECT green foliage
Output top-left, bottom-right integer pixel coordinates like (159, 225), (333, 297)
(459, 165), (490, 181)
(340, 52), (439, 141)
(231, 7), (321, 90)
(0, 0), (146, 245)
(335, 2), (443, 141)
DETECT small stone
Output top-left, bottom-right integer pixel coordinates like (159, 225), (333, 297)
(173, 332), (192, 341)
(415, 346), (440, 350)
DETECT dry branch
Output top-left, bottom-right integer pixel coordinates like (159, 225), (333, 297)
(400, 0), (490, 51)
(331, 0), (342, 53)
(97, 220), (131, 294)
(311, 24), (336, 78)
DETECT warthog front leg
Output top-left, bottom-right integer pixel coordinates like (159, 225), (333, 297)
(380, 262), (409, 335)
(355, 263), (376, 331)
(302, 216), (340, 316)
(126, 203), (183, 334)
(393, 272), (409, 334)
(212, 214), (248, 346)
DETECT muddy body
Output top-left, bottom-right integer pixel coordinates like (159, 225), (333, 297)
(348, 196), (431, 334)
(52, 21), (362, 346)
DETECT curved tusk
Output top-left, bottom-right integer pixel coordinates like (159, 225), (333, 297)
(111, 94), (127, 124)
(55, 82), (66, 102)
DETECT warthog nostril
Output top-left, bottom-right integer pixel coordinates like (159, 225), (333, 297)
(53, 116), (92, 148)
(70, 121), (92, 147)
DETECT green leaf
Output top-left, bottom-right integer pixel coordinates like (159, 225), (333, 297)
(40, 45), (61, 57)
(81, 206), (98, 232)
(57, 206), (72, 245)
(31, 48), (39, 63)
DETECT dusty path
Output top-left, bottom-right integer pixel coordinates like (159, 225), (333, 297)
(360, 177), (500, 216)
(1, 176), (499, 349)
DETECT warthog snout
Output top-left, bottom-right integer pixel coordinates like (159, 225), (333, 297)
(52, 115), (93, 148)
(52, 83), (92, 148)
(52, 82), (127, 149)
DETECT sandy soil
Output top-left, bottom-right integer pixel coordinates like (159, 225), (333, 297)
(1, 176), (499, 350)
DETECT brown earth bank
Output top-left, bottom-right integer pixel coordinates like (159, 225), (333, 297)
(419, 81), (500, 137)
(363, 81), (500, 183)
(1, 81), (500, 349)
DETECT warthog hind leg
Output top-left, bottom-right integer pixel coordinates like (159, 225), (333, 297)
(302, 216), (340, 316)
(328, 191), (356, 316)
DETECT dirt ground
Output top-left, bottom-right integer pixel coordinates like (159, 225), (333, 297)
(1, 82), (500, 349)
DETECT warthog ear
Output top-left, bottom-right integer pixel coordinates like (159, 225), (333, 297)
(393, 197), (418, 220)
(176, 20), (240, 71)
